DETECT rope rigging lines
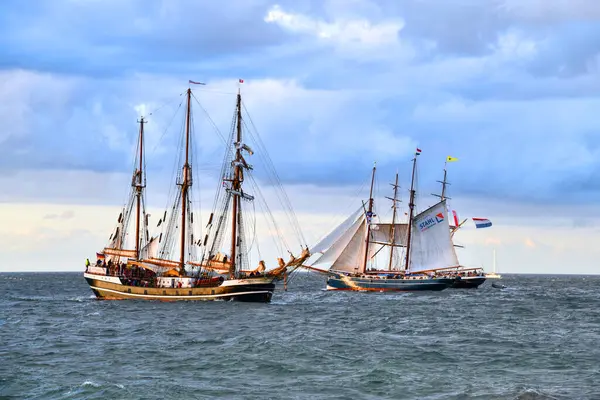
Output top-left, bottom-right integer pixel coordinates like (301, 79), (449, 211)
(107, 85), (310, 278)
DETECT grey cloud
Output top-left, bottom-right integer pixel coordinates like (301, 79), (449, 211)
(0, 0), (296, 76)
(365, 0), (600, 78)
(499, 0), (600, 22)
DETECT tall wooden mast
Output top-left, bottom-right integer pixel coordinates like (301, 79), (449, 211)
(134, 117), (145, 259)
(387, 173), (399, 271)
(229, 90), (243, 279)
(179, 88), (192, 274)
(360, 165), (376, 274)
(404, 152), (419, 271)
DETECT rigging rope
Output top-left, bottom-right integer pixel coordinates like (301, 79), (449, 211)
(148, 99), (184, 156)
(241, 102), (308, 248)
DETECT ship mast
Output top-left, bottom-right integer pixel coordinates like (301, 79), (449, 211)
(229, 90), (243, 279)
(360, 165), (376, 274)
(404, 151), (419, 271)
(387, 173), (399, 271)
(179, 88), (192, 274)
(433, 163), (450, 201)
(134, 117), (145, 259)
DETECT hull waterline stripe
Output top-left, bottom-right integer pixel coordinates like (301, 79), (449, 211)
(90, 286), (271, 299)
(325, 287), (445, 292)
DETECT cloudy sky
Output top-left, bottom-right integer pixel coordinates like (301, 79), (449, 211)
(1, 0), (600, 274)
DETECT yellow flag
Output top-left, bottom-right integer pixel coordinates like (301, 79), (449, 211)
(446, 156), (458, 162)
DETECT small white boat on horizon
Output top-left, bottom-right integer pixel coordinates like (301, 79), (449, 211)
(485, 249), (502, 279)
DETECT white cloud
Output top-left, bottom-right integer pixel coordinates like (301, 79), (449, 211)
(264, 4), (410, 60)
(491, 29), (538, 61)
(3, 0), (600, 276)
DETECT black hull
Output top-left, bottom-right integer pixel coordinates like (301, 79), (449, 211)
(83, 273), (275, 302)
(451, 277), (486, 289)
(326, 275), (455, 291)
(230, 283), (275, 302)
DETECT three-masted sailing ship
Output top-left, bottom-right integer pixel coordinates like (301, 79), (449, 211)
(84, 83), (309, 302)
(305, 150), (458, 291)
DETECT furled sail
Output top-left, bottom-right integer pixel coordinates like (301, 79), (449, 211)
(408, 199), (459, 273)
(103, 248), (137, 258)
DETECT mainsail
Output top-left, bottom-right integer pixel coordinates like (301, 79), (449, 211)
(408, 199), (459, 273)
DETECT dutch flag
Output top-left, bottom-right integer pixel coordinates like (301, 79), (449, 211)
(472, 218), (492, 229)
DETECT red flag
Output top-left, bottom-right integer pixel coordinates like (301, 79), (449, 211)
(239, 79), (244, 83)
(416, 148), (422, 153)
(189, 80), (205, 85)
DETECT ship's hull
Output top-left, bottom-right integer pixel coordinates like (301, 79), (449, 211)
(450, 276), (486, 289)
(84, 273), (275, 302)
(326, 275), (455, 292)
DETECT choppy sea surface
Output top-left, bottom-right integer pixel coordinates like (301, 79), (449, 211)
(1, 272), (599, 399)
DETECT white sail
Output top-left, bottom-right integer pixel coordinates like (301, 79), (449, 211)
(310, 206), (363, 254)
(409, 200), (459, 273)
(312, 214), (366, 272)
(330, 219), (367, 273)
(311, 216), (410, 272)
(139, 235), (159, 260)
(365, 223), (409, 269)
(370, 223), (409, 247)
